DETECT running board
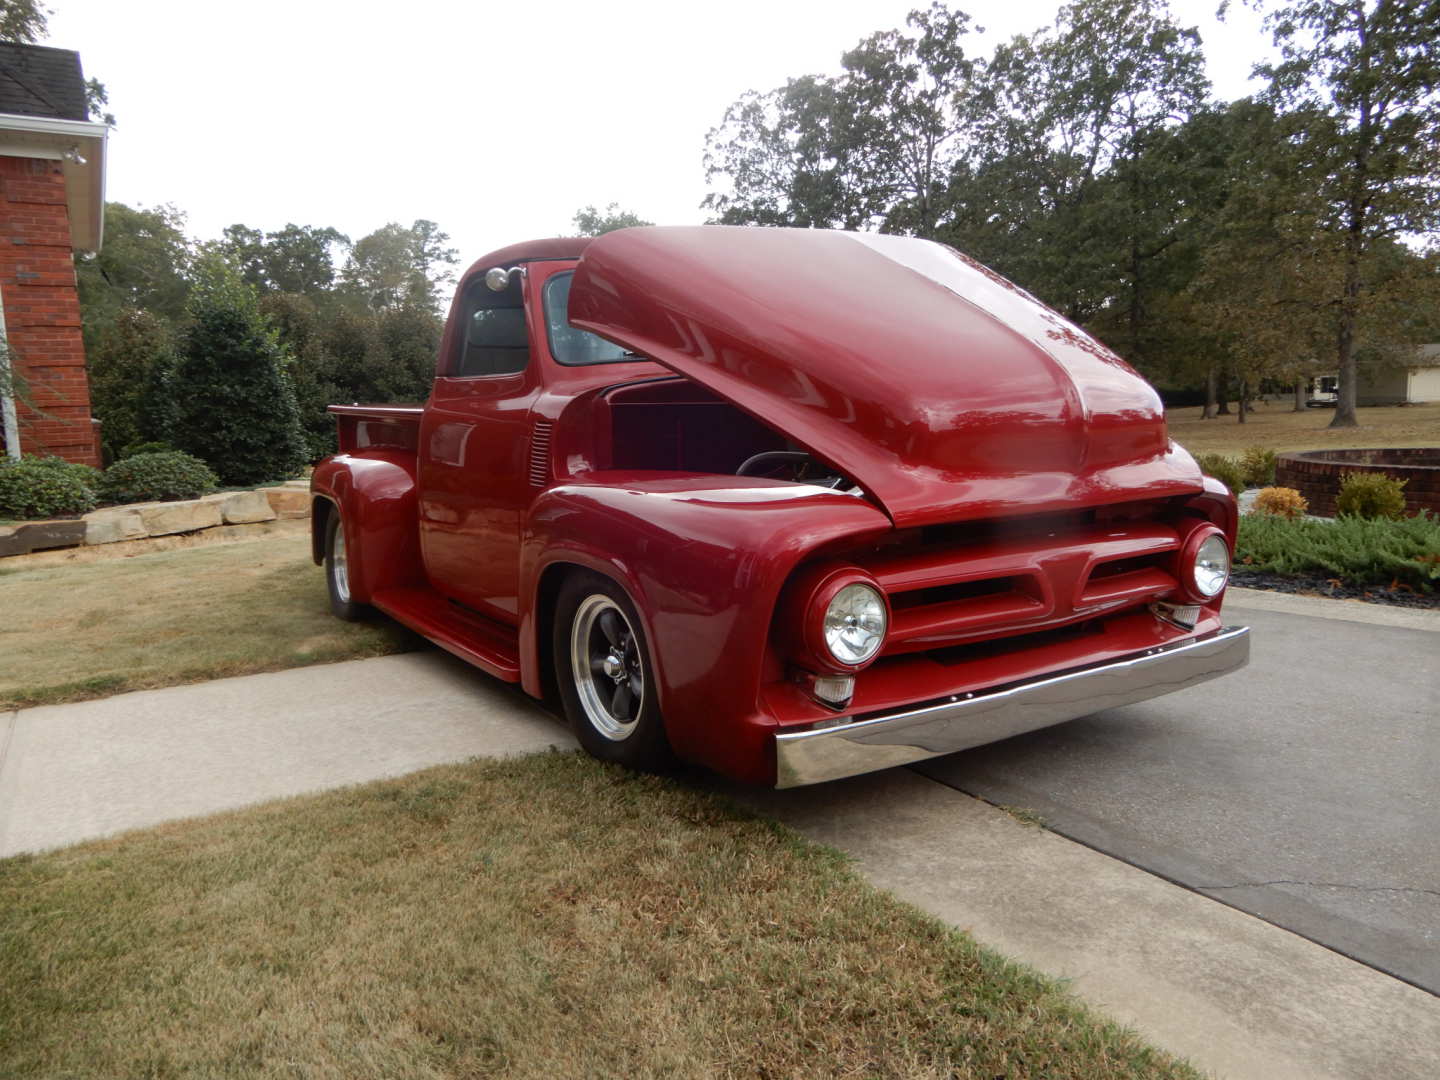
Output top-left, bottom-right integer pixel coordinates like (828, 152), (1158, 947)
(371, 586), (521, 682)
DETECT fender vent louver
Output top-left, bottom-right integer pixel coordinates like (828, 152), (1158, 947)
(528, 421), (553, 487)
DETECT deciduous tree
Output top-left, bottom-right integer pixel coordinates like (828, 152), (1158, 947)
(218, 223), (350, 297)
(956, 0), (1211, 342)
(571, 204), (653, 236)
(76, 203), (192, 341)
(341, 220), (458, 313)
(1252, 0), (1440, 427)
(703, 3), (979, 235)
(0, 0), (46, 43)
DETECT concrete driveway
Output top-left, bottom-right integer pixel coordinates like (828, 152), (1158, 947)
(3, 587), (1438, 1077)
(918, 589), (1440, 994)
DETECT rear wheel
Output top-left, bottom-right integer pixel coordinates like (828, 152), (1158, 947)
(324, 511), (368, 621)
(554, 571), (672, 770)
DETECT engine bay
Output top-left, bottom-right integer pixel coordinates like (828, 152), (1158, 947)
(602, 378), (861, 492)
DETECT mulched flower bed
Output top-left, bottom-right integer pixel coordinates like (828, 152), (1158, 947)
(1231, 571), (1440, 609)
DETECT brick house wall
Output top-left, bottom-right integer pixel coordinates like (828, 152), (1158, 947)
(0, 154), (99, 465)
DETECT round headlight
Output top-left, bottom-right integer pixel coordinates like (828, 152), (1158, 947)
(1192, 533), (1231, 597)
(823, 583), (887, 665)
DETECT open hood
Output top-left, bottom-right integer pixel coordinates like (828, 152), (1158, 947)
(568, 227), (1202, 528)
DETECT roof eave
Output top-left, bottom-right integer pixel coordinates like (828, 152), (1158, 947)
(0, 111), (108, 252)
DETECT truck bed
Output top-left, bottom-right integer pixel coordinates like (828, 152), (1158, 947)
(328, 404), (424, 455)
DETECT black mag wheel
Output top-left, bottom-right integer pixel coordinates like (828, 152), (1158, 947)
(553, 571), (672, 770)
(324, 511), (368, 621)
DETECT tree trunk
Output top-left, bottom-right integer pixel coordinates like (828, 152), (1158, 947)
(1216, 365), (1230, 415)
(1329, 262), (1361, 428)
(1330, 25), (1369, 432)
(1293, 380), (1306, 412)
(1237, 378), (1248, 424)
(1202, 366), (1217, 419)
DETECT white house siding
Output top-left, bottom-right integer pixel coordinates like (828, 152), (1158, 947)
(1408, 366), (1440, 403)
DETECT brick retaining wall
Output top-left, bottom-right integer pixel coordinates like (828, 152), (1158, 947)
(1275, 449), (1440, 517)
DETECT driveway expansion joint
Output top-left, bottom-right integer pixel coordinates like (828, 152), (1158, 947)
(1199, 879), (1440, 899)
(0, 709), (17, 777)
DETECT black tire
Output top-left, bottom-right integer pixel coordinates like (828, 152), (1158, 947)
(553, 570), (672, 771)
(324, 511), (368, 621)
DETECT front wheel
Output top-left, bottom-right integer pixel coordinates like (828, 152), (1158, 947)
(324, 511), (369, 621)
(554, 571), (672, 771)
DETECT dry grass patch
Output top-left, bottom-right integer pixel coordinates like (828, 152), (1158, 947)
(1168, 401), (1439, 457)
(0, 534), (416, 710)
(0, 752), (1198, 1079)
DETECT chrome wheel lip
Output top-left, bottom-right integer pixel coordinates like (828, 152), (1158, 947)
(570, 593), (643, 742)
(331, 526), (350, 604)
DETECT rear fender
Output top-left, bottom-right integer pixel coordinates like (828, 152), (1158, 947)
(519, 473), (891, 783)
(310, 452), (424, 603)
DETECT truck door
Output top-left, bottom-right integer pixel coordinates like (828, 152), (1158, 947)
(417, 269), (539, 623)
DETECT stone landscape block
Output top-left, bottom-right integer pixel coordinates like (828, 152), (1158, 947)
(0, 519), (87, 556)
(3, 484), (304, 560)
(264, 486), (310, 517)
(223, 490), (278, 524)
(138, 499), (223, 537)
(201, 490), (277, 525)
(83, 508), (147, 545)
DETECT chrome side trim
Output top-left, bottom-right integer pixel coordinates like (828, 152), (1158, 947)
(774, 625), (1250, 788)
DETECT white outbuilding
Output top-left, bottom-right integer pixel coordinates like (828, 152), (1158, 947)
(1356, 344), (1440, 405)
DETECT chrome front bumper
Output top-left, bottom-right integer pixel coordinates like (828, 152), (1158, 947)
(774, 625), (1251, 788)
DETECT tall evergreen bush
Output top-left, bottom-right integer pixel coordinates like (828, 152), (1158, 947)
(164, 259), (307, 486)
(86, 308), (174, 462)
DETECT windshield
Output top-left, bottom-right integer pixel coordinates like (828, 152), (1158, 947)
(543, 270), (636, 366)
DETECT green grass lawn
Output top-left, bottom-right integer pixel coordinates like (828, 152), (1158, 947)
(0, 752), (1198, 1079)
(0, 534), (416, 710)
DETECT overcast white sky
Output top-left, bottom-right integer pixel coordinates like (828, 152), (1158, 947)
(45, 0), (1272, 273)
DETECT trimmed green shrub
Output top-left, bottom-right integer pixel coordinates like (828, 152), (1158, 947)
(1239, 446), (1278, 488)
(118, 440), (174, 460)
(0, 455), (100, 519)
(99, 451), (218, 504)
(161, 257), (307, 486)
(1236, 511), (1440, 591)
(1335, 471), (1408, 520)
(1194, 452), (1246, 496)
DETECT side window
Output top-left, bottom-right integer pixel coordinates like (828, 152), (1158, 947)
(455, 275), (529, 377)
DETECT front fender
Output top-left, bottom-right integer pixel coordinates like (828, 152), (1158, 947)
(519, 472), (891, 783)
(310, 452), (424, 603)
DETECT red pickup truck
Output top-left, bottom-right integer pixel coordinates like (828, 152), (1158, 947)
(311, 226), (1249, 787)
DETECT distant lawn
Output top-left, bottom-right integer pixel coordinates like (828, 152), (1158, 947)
(0, 534), (416, 710)
(1169, 401), (1439, 458)
(0, 752), (1198, 1079)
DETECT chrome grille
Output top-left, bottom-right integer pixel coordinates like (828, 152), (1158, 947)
(856, 520), (1183, 655)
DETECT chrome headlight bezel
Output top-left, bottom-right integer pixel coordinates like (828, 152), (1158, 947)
(821, 582), (888, 666)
